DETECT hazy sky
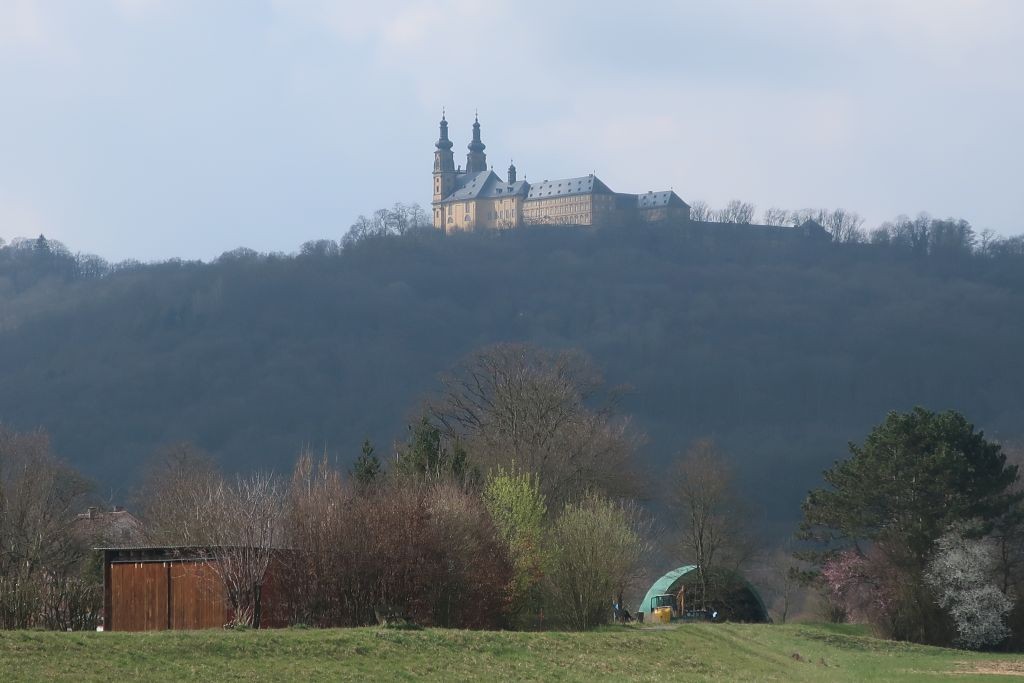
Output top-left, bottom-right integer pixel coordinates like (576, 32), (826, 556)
(1, 1), (1022, 261)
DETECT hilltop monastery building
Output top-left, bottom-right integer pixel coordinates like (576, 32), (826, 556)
(432, 113), (691, 232)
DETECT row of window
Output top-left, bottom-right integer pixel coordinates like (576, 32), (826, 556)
(524, 215), (588, 225)
(525, 204), (587, 217)
(527, 195), (588, 206)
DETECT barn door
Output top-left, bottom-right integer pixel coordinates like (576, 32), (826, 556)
(169, 561), (227, 630)
(109, 562), (169, 631)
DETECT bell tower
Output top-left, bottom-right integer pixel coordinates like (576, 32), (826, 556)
(432, 111), (456, 228)
(466, 112), (487, 173)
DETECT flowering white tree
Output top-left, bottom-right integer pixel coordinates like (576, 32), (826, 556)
(925, 530), (1012, 650)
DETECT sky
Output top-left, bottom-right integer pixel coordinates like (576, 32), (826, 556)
(1, 0), (1022, 262)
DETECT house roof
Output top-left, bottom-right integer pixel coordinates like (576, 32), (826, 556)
(441, 171), (529, 203)
(441, 171), (689, 212)
(525, 175), (613, 200)
(636, 190), (689, 209)
(72, 507), (147, 547)
(798, 219), (828, 234)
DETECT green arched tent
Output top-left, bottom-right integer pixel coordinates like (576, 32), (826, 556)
(636, 565), (770, 623)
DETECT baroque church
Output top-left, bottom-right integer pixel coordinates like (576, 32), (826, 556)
(432, 113), (691, 232)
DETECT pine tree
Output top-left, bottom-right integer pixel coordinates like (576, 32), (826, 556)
(352, 439), (382, 488)
(395, 415), (468, 483)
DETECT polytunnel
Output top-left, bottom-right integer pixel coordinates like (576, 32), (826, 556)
(636, 565), (770, 623)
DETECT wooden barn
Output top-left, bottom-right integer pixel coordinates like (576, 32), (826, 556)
(100, 547), (289, 631)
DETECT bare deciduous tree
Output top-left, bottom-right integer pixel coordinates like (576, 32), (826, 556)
(978, 229), (1000, 256)
(281, 451), (348, 625)
(761, 207), (791, 227)
(748, 541), (809, 624)
(928, 218), (977, 256)
(203, 473), (284, 628)
(0, 427), (95, 629)
(688, 200), (711, 222)
(821, 209), (865, 243)
(712, 200), (756, 225)
(134, 442), (220, 546)
(135, 444), (283, 628)
(671, 439), (751, 611)
(790, 208), (865, 242)
(874, 213), (931, 252)
(428, 343), (641, 507)
(342, 202), (432, 247)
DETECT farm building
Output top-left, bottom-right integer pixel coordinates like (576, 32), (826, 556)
(636, 565), (770, 623)
(100, 546), (289, 631)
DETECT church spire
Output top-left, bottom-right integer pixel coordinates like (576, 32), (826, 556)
(435, 109), (453, 153)
(466, 111), (487, 173)
(433, 109), (456, 217)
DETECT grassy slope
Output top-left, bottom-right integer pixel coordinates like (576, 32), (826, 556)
(1, 624), (1022, 682)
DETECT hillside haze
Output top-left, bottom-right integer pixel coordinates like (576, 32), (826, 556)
(1, 224), (1022, 524)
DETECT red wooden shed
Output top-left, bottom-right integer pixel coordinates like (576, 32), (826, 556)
(100, 547), (289, 631)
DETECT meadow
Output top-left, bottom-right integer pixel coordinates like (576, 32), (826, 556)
(1, 623), (1022, 682)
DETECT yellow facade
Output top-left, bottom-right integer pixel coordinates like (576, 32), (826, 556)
(431, 115), (689, 233)
(440, 197), (523, 232)
(481, 197), (522, 230)
(442, 189), (625, 231)
(521, 195), (593, 226)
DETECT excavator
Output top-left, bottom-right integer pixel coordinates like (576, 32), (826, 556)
(644, 587), (720, 624)
(647, 593), (677, 624)
(647, 586), (689, 624)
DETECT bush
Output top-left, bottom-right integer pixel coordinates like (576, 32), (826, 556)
(543, 493), (649, 630)
(483, 467), (547, 626)
(282, 453), (512, 629)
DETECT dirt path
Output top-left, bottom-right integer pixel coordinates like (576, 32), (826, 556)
(956, 660), (1024, 677)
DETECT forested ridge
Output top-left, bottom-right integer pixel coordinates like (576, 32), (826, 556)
(1, 218), (1023, 525)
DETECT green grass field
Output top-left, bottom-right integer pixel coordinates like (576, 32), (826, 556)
(1, 623), (1022, 682)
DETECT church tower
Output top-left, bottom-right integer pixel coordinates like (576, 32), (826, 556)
(433, 112), (456, 228)
(466, 113), (487, 173)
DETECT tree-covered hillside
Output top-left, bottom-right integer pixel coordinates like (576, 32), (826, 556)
(1, 222), (1022, 523)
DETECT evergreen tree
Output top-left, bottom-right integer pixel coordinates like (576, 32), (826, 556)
(799, 407), (1022, 644)
(394, 416), (469, 483)
(800, 408), (1020, 563)
(351, 439), (382, 488)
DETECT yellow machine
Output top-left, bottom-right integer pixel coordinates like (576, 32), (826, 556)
(649, 594), (675, 624)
